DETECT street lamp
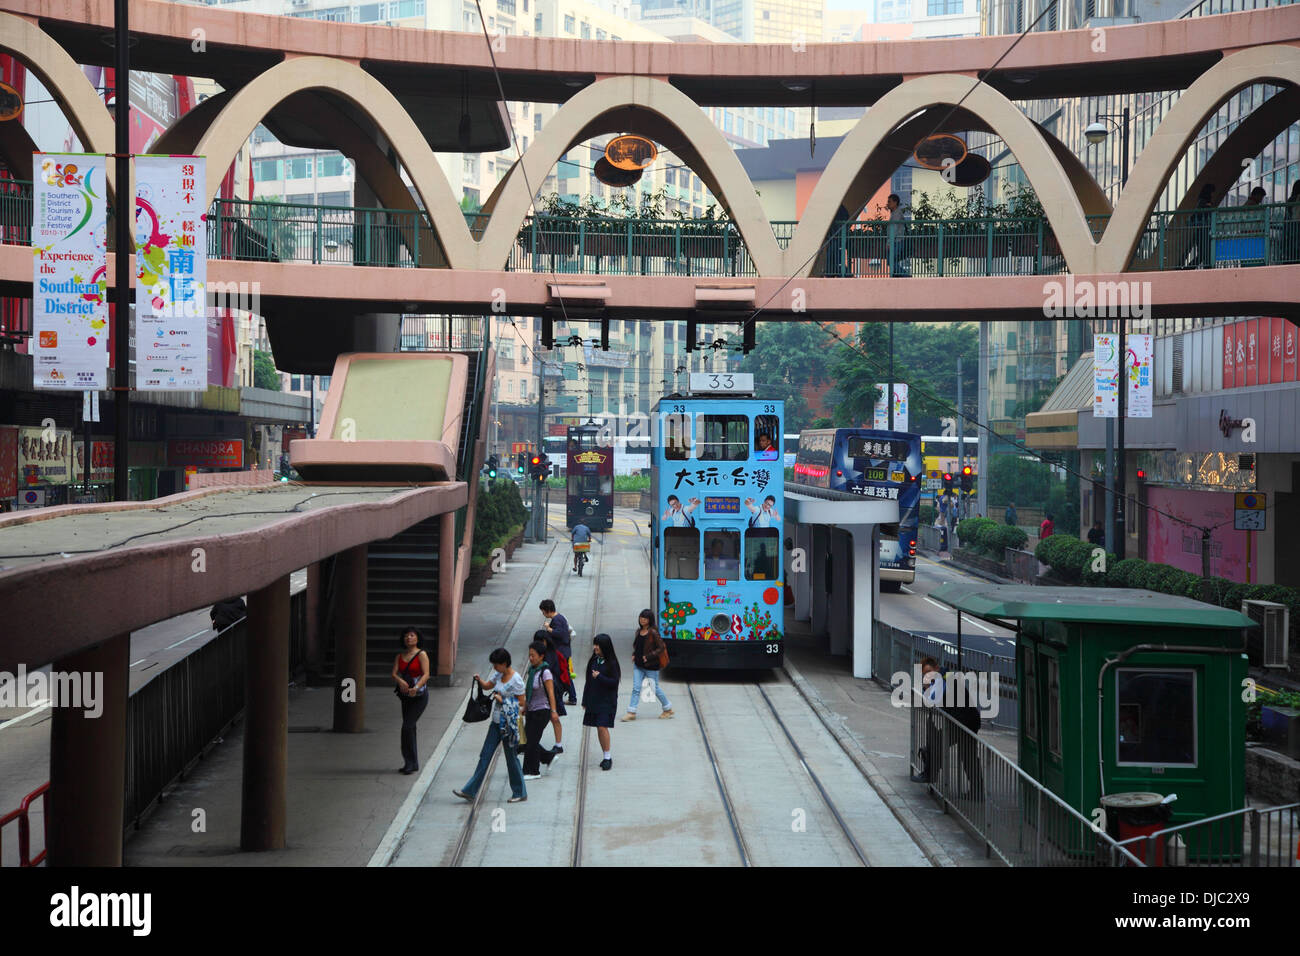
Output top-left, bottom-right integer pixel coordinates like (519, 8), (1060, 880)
(1086, 109), (1131, 558)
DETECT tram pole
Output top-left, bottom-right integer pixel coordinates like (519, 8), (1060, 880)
(534, 335), (545, 541)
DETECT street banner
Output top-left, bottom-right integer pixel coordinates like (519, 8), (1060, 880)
(872, 383), (909, 432)
(1126, 333), (1153, 418)
(32, 154), (108, 389)
(135, 155), (207, 391)
(18, 426), (72, 485)
(1093, 334), (1118, 417)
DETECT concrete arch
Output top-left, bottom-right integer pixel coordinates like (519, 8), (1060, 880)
(794, 75), (1100, 276)
(191, 56), (472, 268)
(475, 75), (783, 274)
(1098, 44), (1300, 272)
(0, 13), (117, 196)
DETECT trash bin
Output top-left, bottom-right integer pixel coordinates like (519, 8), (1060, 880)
(1101, 792), (1172, 865)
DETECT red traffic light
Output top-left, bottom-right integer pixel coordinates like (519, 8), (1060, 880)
(943, 473), (952, 482)
(1136, 469), (1146, 479)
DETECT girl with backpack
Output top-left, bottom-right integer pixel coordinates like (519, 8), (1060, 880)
(582, 634), (621, 771)
(621, 609), (673, 721)
(534, 629), (569, 753)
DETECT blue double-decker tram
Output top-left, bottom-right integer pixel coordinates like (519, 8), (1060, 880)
(650, 375), (785, 669)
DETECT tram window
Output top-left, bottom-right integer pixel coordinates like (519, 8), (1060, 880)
(1116, 669), (1196, 766)
(702, 529), (741, 581)
(754, 415), (780, 460)
(699, 415), (749, 461)
(664, 527), (700, 579)
(744, 528), (780, 580)
(664, 413), (692, 460)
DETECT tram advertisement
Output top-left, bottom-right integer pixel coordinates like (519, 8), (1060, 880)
(659, 458), (784, 644)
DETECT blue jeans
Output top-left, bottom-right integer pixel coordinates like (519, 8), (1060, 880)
(627, 666), (671, 713)
(462, 720), (525, 799)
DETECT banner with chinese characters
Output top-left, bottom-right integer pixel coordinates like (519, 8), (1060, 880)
(1093, 334), (1118, 417)
(32, 154), (108, 389)
(871, 384), (908, 432)
(135, 155), (207, 391)
(1126, 333), (1153, 418)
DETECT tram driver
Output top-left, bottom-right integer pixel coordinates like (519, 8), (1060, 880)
(704, 537), (740, 581)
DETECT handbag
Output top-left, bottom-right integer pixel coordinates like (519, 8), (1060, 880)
(518, 715), (528, 747)
(462, 682), (492, 723)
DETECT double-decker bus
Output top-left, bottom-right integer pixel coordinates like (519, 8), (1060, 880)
(565, 422), (613, 530)
(794, 428), (922, 590)
(650, 380), (785, 668)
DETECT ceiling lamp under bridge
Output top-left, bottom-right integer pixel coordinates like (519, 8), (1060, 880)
(594, 156), (642, 187)
(913, 133), (968, 172)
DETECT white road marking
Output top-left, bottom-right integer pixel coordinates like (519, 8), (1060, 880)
(165, 629), (208, 650)
(961, 614), (995, 634)
(0, 701), (51, 731)
(130, 659), (146, 667)
(899, 585), (914, 594)
(923, 596), (952, 614)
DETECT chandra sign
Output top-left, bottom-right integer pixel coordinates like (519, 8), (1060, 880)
(168, 439), (243, 468)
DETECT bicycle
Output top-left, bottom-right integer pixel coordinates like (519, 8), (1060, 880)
(573, 541), (590, 576)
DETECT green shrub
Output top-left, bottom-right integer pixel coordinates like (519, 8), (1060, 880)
(1106, 558), (1144, 589)
(1080, 551), (1117, 587)
(992, 525), (1029, 553)
(471, 480), (528, 559)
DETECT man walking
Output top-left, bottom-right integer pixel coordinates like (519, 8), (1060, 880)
(541, 599), (578, 705)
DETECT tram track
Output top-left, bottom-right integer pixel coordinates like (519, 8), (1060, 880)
(452, 502), (606, 867)
(683, 673), (873, 867)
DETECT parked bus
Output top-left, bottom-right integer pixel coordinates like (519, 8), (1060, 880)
(650, 387), (785, 668)
(794, 428), (922, 590)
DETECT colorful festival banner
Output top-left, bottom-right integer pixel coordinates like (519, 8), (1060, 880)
(872, 383), (909, 432)
(1093, 334), (1118, 417)
(1126, 333), (1154, 418)
(135, 155), (207, 391)
(32, 154), (108, 389)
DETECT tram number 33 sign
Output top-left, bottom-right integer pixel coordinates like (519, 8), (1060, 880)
(1234, 492), (1266, 531)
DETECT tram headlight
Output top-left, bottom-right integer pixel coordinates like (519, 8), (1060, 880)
(710, 613), (731, 634)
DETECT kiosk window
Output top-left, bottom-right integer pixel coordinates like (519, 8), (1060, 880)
(664, 413), (692, 460)
(1047, 657), (1061, 757)
(1116, 669), (1197, 767)
(754, 415), (780, 459)
(664, 528), (699, 579)
(744, 528), (780, 579)
(698, 415), (749, 461)
(702, 529), (741, 581)
(1022, 648), (1038, 742)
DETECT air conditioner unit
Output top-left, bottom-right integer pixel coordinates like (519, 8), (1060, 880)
(1242, 599), (1290, 669)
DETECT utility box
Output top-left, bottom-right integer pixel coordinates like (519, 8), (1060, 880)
(929, 583), (1255, 861)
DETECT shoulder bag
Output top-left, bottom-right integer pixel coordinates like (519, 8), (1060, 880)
(462, 682), (493, 723)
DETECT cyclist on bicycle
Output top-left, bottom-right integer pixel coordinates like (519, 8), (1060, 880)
(571, 520), (592, 573)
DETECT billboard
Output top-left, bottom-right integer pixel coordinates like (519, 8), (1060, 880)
(167, 439), (243, 468)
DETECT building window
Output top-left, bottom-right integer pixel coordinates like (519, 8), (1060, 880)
(535, 12), (542, 31)
(581, 21), (591, 39)
(564, 14), (575, 32)
(597, 28), (606, 40)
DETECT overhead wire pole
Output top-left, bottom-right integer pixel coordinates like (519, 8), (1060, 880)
(112, 0), (131, 501)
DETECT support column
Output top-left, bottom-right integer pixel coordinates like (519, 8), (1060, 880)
(332, 546), (368, 733)
(849, 525), (880, 680)
(305, 561), (323, 682)
(47, 631), (129, 866)
(811, 525), (830, 640)
(437, 510), (457, 682)
(791, 521), (812, 623)
(241, 574), (289, 851)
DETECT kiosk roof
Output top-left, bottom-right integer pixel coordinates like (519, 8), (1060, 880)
(928, 582), (1257, 629)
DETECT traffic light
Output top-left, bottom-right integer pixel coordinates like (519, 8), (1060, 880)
(541, 454), (553, 479)
(942, 472), (954, 492)
(487, 454), (499, 479)
(529, 454), (543, 481)
(516, 451), (526, 474)
(960, 465), (973, 493)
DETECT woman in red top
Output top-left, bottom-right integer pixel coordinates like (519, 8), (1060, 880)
(1039, 512), (1054, 539)
(392, 627), (430, 774)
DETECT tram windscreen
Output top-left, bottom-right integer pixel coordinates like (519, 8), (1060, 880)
(744, 528), (780, 580)
(698, 415), (749, 461)
(702, 529), (741, 581)
(664, 528), (700, 580)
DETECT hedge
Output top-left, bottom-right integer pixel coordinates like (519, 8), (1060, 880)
(1033, 535), (1300, 623)
(472, 479), (530, 560)
(956, 517), (1027, 558)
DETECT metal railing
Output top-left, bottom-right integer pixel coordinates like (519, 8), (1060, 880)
(873, 619), (1018, 730)
(0, 783), (49, 867)
(909, 700), (1145, 866)
(1005, 547), (1038, 585)
(398, 315), (489, 352)
(1114, 802), (1299, 867)
(123, 588), (308, 832)
(3, 185), (1298, 277)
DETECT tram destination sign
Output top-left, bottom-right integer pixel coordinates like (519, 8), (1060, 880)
(703, 496), (740, 515)
(688, 372), (754, 394)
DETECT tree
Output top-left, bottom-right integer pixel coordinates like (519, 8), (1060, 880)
(736, 323), (841, 434)
(829, 321), (977, 432)
(254, 350), (282, 391)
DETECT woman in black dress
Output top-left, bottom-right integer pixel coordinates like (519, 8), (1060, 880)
(582, 633), (621, 771)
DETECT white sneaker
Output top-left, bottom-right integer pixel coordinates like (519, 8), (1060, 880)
(524, 773), (541, 780)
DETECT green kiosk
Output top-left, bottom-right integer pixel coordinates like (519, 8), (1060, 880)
(929, 583), (1255, 861)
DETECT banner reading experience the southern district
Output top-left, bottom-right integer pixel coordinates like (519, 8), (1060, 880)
(1093, 334), (1118, 417)
(1126, 333), (1154, 418)
(1094, 333), (1153, 418)
(32, 154), (108, 389)
(135, 155), (207, 391)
